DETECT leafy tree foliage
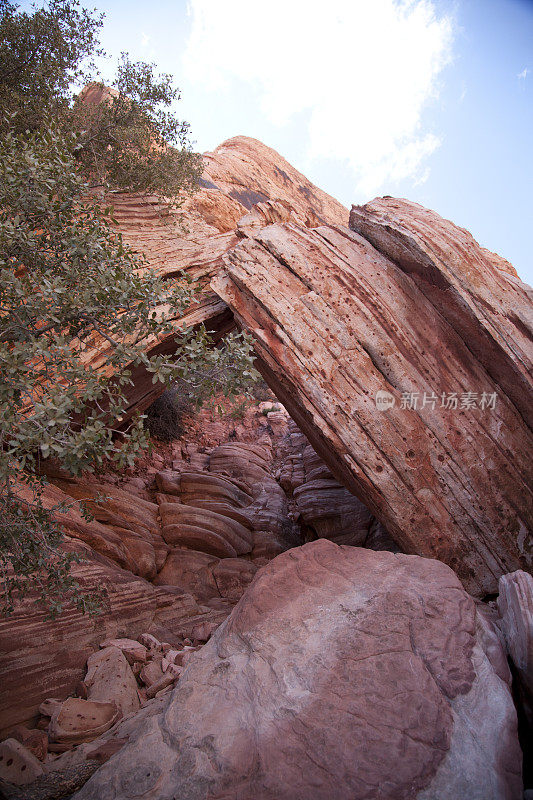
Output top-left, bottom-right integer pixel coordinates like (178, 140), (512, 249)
(0, 0), (103, 136)
(0, 2), (259, 615)
(72, 57), (202, 197)
(0, 1), (202, 198)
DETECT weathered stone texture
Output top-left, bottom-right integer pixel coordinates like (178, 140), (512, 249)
(73, 541), (522, 800)
(213, 208), (532, 595)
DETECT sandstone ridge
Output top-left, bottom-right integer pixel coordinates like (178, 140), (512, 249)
(213, 200), (532, 596)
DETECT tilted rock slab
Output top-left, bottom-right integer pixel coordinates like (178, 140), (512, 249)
(73, 540), (522, 800)
(0, 739), (44, 786)
(212, 203), (533, 595)
(61, 136), (349, 428)
(47, 697), (120, 746)
(349, 198), (530, 429)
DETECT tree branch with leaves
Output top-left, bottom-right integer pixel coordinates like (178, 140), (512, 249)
(0, 1), (259, 615)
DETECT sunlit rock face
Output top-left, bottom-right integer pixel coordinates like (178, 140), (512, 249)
(213, 196), (532, 596)
(76, 136), (349, 426)
(201, 135), (349, 227)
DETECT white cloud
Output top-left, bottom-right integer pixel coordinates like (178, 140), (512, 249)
(140, 31), (154, 56)
(414, 166), (431, 187)
(517, 67), (529, 80)
(184, 0), (454, 199)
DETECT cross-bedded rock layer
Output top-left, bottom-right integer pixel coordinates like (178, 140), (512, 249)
(0, 409), (301, 737)
(2, 135), (531, 797)
(213, 201), (532, 596)
(48, 136), (531, 598)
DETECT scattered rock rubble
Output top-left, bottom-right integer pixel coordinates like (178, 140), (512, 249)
(0, 631), (204, 793)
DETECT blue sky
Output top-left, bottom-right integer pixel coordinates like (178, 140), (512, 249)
(33, 0), (533, 282)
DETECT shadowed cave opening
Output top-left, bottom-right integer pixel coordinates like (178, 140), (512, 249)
(135, 305), (402, 559)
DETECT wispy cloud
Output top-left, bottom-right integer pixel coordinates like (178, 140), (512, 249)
(517, 67), (529, 80)
(140, 31), (151, 51)
(413, 166), (431, 187)
(184, 0), (454, 198)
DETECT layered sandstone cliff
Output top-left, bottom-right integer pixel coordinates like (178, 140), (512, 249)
(1, 135), (531, 798)
(83, 138), (532, 600)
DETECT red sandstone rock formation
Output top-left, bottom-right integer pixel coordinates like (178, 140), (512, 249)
(213, 201), (532, 596)
(72, 540), (522, 800)
(202, 136), (348, 227)
(349, 198), (531, 430)
(3, 134), (531, 795)
(44, 138), (530, 601)
(80, 137), (349, 424)
(0, 537), (207, 738)
(498, 569), (533, 771)
(0, 402), (302, 737)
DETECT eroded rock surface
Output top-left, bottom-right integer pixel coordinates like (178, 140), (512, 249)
(0, 739), (44, 786)
(84, 647), (140, 717)
(498, 571), (533, 709)
(282, 421), (397, 549)
(213, 206), (532, 595)
(47, 698), (120, 746)
(73, 136), (349, 426)
(0, 540), (205, 738)
(3, 131), (531, 794)
(498, 570), (533, 780)
(73, 540), (522, 800)
(0, 401), (305, 736)
(202, 136), (348, 228)
(17, 130), (531, 596)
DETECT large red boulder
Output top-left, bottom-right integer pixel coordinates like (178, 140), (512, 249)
(74, 540), (522, 800)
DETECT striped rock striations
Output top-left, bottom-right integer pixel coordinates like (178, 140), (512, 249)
(61, 135), (532, 599)
(0, 407), (301, 737)
(90, 137), (349, 424)
(3, 135), (531, 795)
(213, 199), (532, 596)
